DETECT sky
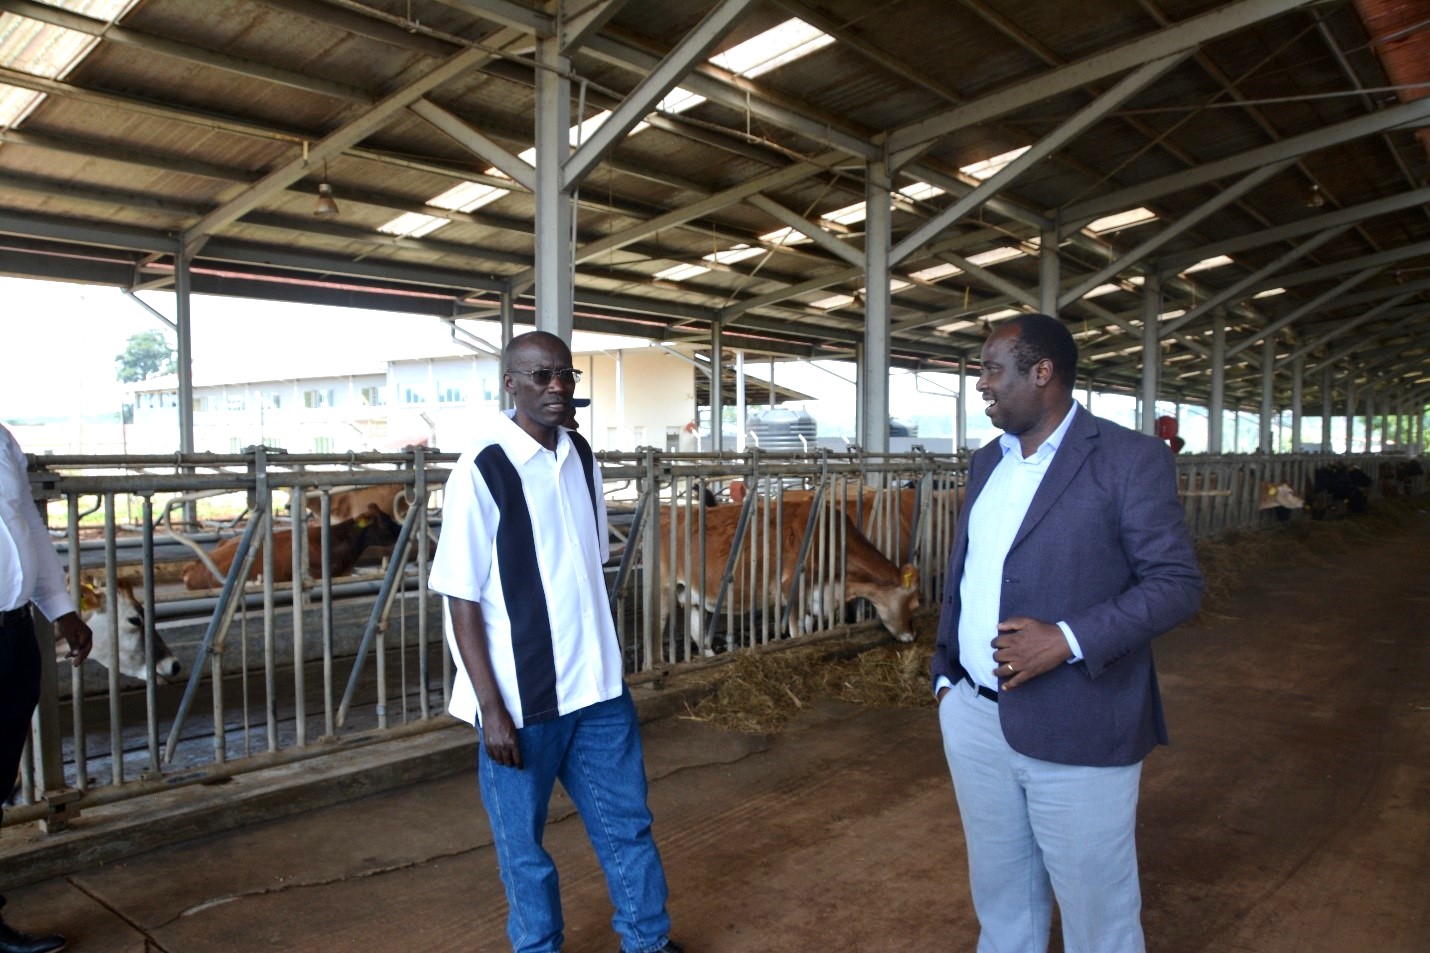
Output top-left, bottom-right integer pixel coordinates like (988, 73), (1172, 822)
(0, 275), (492, 422)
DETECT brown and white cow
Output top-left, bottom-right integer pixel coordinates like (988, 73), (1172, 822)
(67, 581), (182, 683)
(656, 497), (919, 656)
(770, 484), (963, 564)
(182, 503), (402, 590)
(305, 484), (413, 523)
(1258, 481), (1306, 511)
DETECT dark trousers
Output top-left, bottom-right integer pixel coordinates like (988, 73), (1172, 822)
(1, 608), (42, 833)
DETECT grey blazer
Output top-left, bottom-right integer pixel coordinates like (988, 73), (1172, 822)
(932, 406), (1203, 766)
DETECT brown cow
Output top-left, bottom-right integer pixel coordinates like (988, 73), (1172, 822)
(656, 497), (919, 657)
(183, 503), (402, 590)
(772, 484), (962, 563)
(305, 484), (412, 523)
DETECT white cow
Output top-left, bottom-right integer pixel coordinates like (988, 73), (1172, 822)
(64, 582), (181, 683)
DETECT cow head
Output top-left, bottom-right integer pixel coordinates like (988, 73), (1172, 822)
(846, 563), (920, 644)
(355, 502), (403, 550)
(75, 582), (182, 683)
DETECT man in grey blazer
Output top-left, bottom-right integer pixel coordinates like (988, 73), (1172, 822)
(932, 313), (1202, 953)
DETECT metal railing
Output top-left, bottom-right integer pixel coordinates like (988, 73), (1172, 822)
(6, 446), (1417, 834)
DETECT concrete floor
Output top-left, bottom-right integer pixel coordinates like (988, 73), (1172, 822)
(2, 512), (1427, 952)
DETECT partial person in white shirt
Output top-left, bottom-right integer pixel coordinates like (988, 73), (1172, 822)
(427, 332), (682, 953)
(1, 423), (91, 953)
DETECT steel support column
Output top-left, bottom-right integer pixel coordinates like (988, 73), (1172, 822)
(1040, 226), (1059, 317)
(862, 160), (893, 453)
(710, 320), (723, 453)
(1365, 387), (1376, 453)
(1140, 276), (1159, 435)
(499, 285), (515, 411)
(175, 251), (195, 454)
(1321, 364), (1333, 452)
(957, 354), (968, 451)
(1345, 374), (1356, 453)
(534, 35), (573, 338)
(1209, 313), (1225, 452)
(1260, 336), (1275, 452)
(1291, 356), (1304, 451)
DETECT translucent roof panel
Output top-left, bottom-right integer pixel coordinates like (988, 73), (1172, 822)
(1181, 254), (1233, 275)
(378, 212), (449, 239)
(711, 19), (834, 79)
(960, 147), (1031, 181)
(1087, 207), (1158, 234)
(0, 0), (139, 126)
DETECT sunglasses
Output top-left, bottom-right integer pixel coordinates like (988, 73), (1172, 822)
(510, 367), (582, 386)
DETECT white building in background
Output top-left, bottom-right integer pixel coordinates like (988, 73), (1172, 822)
(121, 340), (717, 455)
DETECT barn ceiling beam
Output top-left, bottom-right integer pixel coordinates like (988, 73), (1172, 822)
(508, 148), (847, 288)
(0, 0), (374, 103)
(560, 0), (628, 54)
(252, 0), (456, 57)
(181, 27), (528, 253)
(1283, 295), (1425, 368)
(746, 196), (864, 267)
(1225, 268), (1384, 361)
(0, 128), (260, 184)
(1162, 186), (1430, 271)
(408, 100), (536, 192)
(433, 0), (552, 33)
(1160, 225), (1354, 336)
(1246, 240), (1430, 295)
(1063, 98), (1430, 229)
(883, 0), (1314, 165)
(563, 0), (761, 189)
(0, 78), (856, 279)
(938, 253), (1041, 311)
(1060, 159), (1292, 308)
(890, 53), (1189, 265)
(718, 267), (863, 321)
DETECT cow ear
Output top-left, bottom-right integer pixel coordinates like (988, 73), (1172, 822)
(900, 564), (918, 589)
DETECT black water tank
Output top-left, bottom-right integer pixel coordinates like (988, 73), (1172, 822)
(747, 407), (817, 451)
(889, 417), (919, 437)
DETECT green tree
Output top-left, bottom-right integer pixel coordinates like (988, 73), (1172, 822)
(115, 330), (176, 383)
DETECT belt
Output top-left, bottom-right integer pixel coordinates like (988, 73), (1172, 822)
(965, 675), (999, 704)
(0, 604), (32, 627)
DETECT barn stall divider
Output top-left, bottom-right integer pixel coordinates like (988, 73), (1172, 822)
(5, 447), (1408, 835)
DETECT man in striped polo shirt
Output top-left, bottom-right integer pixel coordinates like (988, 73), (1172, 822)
(429, 331), (681, 953)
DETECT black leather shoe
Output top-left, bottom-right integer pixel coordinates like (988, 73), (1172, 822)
(0, 916), (65, 953)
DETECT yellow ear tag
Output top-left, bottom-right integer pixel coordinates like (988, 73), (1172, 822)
(901, 565), (917, 589)
(358, 516), (370, 528)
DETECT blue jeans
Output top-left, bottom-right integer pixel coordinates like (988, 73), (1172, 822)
(478, 686), (672, 953)
(940, 678), (1145, 953)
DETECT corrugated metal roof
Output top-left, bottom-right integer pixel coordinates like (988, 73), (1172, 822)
(0, 0), (1424, 409)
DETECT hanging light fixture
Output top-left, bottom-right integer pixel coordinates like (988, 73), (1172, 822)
(314, 160), (339, 217)
(1305, 183), (1325, 209)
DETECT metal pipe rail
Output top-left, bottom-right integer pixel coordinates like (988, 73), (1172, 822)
(7, 448), (1412, 836)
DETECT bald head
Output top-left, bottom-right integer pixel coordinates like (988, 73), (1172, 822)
(505, 330), (570, 371)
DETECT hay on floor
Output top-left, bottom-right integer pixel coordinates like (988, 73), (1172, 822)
(682, 620), (938, 733)
(683, 494), (1427, 733)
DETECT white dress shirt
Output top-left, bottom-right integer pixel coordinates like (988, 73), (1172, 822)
(0, 423), (75, 620)
(428, 411), (624, 729)
(954, 403), (1083, 692)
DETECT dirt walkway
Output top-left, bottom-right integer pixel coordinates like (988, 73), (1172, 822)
(3, 511), (1427, 952)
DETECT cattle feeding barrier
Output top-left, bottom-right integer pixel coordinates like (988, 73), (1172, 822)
(5, 447), (1415, 838)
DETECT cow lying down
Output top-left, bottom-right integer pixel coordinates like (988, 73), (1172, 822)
(182, 503), (401, 590)
(657, 497), (919, 656)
